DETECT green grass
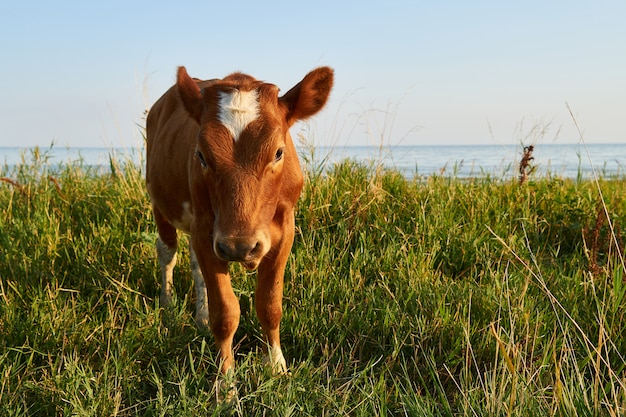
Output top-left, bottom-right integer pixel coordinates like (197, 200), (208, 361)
(1, 148), (625, 416)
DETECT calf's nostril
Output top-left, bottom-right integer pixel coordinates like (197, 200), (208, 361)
(251, 241), (262, 255)
(215, 241), (230, 259)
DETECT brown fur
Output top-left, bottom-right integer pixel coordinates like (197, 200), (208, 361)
(146, 66), (333, 374)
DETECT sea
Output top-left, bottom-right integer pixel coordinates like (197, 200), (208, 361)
(1, 143), (625, 180)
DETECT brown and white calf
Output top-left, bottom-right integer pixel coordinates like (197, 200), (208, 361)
(145, 66), (333, 374)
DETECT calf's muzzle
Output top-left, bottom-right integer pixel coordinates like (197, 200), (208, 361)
(214, 235), (265, 265)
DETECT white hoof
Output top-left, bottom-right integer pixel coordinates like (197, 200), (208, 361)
(263, 346), (288, 374)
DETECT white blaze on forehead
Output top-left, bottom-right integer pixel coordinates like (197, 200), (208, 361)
(218, 89), (260, 141)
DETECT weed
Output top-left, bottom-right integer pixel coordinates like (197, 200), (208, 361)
(584, 202), (625, 278)
(519, 145), (535, 185)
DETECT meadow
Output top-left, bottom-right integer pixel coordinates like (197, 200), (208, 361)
(0, 147), (625, 416)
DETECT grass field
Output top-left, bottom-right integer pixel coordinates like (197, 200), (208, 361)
(1, 147), (625, 416)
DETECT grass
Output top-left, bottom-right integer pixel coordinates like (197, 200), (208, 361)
(1, 147), (625, 416)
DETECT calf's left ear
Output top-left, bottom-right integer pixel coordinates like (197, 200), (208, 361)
(177, 66), (203, 123)
(279, 67), (334, 125)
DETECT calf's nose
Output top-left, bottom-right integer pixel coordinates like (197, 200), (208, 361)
(215, 237), (262, 262)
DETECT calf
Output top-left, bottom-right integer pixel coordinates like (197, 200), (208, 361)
(145, 66), (333, 375)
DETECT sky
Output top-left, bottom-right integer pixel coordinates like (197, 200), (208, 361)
(1, 0), (625, 149)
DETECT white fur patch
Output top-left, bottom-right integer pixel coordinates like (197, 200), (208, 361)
(218, 89), (259, 141)
(172, 201), (193, 233)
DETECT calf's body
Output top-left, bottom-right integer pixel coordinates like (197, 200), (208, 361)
(146, 66), (333, 374)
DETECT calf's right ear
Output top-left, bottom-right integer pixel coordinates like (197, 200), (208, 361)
(177, 66), (203, 123)
(279, 67), (334, 126)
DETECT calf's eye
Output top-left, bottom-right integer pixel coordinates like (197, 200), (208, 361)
(274, 148), (284, 163)
(196, 151), (208, 168)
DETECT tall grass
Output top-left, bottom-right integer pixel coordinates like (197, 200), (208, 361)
(1, 147), (625, 415)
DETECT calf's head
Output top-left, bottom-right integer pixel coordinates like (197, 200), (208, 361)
(177, 66), (333, 268)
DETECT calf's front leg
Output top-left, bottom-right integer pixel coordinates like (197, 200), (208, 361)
(207, 277), (240, 374)
(192, 236), (240, 374)
(255, 213), (296, 374)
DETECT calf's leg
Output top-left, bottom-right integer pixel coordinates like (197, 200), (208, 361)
(207, 272), (240, 373)
(189, 241), (209, 329)
(255, 267), (287, 373)
(192, 235), (240, 374)
(255, 212), (296, 374)
(157, 238), (177, 307)
(154, 208), (178, 308)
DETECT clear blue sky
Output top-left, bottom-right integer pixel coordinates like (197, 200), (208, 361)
(1, 0), (624, 148)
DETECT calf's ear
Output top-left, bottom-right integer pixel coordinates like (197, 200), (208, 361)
(279, 67), (334, 126)
(177, 66), (203, 123)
